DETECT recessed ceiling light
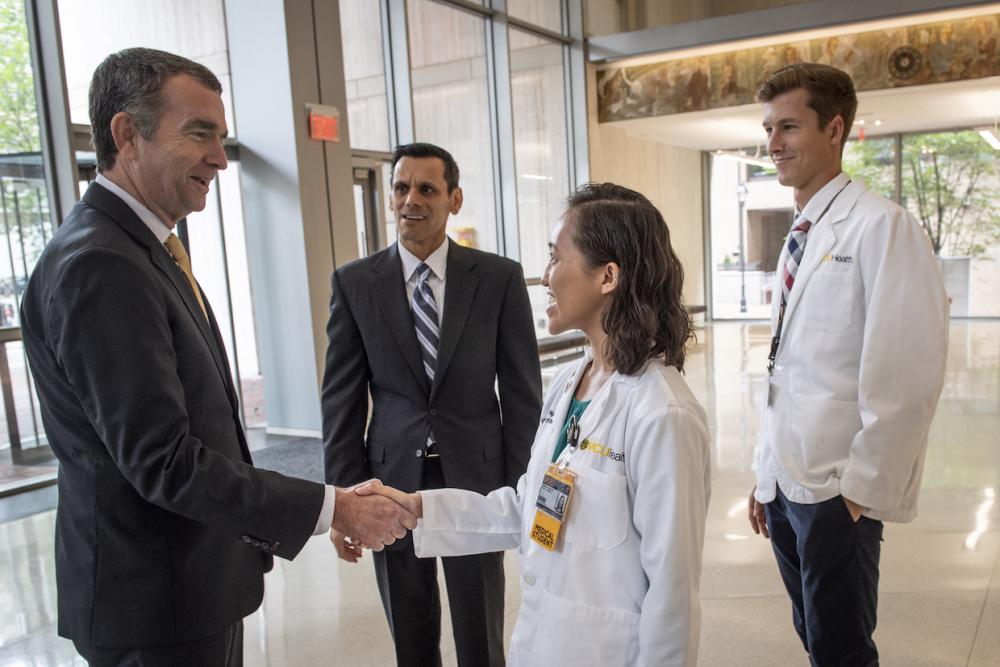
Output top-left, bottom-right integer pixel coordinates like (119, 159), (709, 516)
(874, 119), (883, 127)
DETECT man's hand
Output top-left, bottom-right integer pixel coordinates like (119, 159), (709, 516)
(843, 496), (864, 522)
(355, 479), (423, 519)
(748, 486), (770, 539)
(331, 482), (418, 551)
(329, 528), (364, 563)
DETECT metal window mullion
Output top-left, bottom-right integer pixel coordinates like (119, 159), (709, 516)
(386, 0), (415, 146)
(894, 132), (903, 205)
(565, 0), (588, 186)
(25, 0), (79, 224)
(486, 1), (519, 260)
(702, 152), (714, 320)
(507, 16), (570, 44)
(434, 0), (493, 18)
(436, 0), (570, 42)
(213, 180), (246, 428)
(560, 42), (576, 189)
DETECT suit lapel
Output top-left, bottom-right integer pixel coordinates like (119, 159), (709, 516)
(83, 185), (236, 404)
(372, 245), (431, 395)
(150, 246), (234, 389)
(432, 243), (479, 401)
(202, 294), (243, 414)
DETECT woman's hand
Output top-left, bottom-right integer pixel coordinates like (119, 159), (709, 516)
(355, 479), (423, 519)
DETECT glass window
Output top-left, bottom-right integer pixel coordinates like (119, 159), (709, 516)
(187, 163), (266, 427)
(843, 136), (896, 201)
(56, 0), (234, 131)
(708, 153), (793, 319)
(902, 130), (1000, 317)
(507, 0), (563, 34)
(509, 29), (570, 336)
(339, 0), (390, 151)
(0, 0), (57, 485)
(407, 0), (497, 252)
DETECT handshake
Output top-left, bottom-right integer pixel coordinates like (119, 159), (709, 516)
(329, 480), (423, 562)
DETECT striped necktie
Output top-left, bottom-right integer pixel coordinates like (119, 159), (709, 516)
(781, 216), (812, 303)
(411, 263), (439, 383)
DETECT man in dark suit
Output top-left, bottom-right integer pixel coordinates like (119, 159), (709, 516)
(323, 143), (542, 666)
(20, 48), (415, 666)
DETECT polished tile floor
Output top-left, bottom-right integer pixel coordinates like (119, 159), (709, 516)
(1, 321), (998, 666)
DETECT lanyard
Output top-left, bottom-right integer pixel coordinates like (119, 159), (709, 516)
(767, 180), (851, 376)
(556, 414), (581, 473)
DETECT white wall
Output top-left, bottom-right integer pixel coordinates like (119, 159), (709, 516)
(589, 124), (707, 308)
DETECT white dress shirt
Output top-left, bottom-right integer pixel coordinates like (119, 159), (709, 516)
(399, 237), (449, 323)
(94, 174), (336, 534)
(96, 174), (172, 243)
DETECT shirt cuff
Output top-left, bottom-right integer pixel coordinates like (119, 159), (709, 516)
(312, 484), (336, 535)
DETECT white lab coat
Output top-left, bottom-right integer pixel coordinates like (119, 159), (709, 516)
(755, 173), (949, 522)
(413, 352), (711, 666)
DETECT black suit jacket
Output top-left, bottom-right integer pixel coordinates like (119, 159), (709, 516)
(20, 183), (324, 647)
(322, 242), (541, 505)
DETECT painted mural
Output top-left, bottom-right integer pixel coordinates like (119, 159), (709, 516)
(596, 14), (1000, 122)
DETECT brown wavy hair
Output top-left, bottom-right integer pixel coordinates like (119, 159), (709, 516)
(565, 183), (693, 375)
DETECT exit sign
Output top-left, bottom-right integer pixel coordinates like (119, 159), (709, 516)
(307, 103), (340, 142)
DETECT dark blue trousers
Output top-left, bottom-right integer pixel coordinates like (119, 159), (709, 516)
(765, 487), (883, 667)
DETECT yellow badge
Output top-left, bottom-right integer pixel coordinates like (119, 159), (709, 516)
(530, 464), (576, 551)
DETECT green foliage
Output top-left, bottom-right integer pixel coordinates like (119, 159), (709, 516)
(0, 0), (52, 300)
(0, 0), (41, 154)
(843, 137), (896, 201)
(845, 131), (1000, 257)
(902, 131), (1000, 258)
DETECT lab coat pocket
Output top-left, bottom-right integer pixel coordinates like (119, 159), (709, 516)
(791, 394), (862, 479)
(534, 590), (640, 665)
(801, 271), (854, 332)
(562, 466), (628, 550)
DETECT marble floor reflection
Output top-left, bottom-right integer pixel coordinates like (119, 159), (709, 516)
(1, 321), (998, 666)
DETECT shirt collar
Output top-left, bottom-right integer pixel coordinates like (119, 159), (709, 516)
(399, 237), (449, 282)
(797, 171), (851, 225)
(95, 173), (173, 244)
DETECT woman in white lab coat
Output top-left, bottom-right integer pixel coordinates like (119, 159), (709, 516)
(361, 183), (712, 666)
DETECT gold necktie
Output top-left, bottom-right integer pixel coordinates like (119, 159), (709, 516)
(164, 233), (208, 319)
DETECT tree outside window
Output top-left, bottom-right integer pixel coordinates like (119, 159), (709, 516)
(902, 131), (1000, 259)
(1, 0), (54, 326)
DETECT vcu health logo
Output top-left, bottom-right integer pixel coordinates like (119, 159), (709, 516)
(579, 439), (624, 462)
(822, 254), (854, 264)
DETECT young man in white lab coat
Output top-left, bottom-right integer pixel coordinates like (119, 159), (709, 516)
(746, 63), (949, 666)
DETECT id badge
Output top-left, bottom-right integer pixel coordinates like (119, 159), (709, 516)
(530, 464), (576, 551)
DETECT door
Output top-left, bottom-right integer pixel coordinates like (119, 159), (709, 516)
(352, 154), (395, 258)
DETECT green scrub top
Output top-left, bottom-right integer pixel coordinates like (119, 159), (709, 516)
(551, 396), (591, 463)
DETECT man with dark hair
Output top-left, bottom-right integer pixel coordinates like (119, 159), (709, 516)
(747, 63), (948, 665)
(21, 47), (415, 665)
(323, 142), (542, 666)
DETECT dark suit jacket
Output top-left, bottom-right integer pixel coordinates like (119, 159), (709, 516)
(20, 183), (324, 647)
(322, 241), (541, 507)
